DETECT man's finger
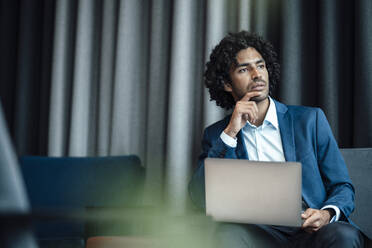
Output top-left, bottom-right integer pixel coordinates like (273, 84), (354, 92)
(240, 91), (261, 102)
(238, 105), (258, 123)
(240, 111), (256, 123)
(301, 208), (316, 219)
(302, 213), (320, 229)
(302, 216), (316, 228)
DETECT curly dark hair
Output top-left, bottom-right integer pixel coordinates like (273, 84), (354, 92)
(204, 31), (280, 110)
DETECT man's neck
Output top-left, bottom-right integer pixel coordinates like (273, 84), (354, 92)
(252, 97), (270, 127)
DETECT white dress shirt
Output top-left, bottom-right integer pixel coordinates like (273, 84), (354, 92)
(220, 97), (340, 223)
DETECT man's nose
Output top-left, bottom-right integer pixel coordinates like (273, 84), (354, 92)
(251, 68), (261, 80)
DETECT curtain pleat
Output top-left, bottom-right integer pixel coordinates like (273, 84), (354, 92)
(0, 1), (19, 134)
(14, 0), (41, 155)
(237, 0), (252, 31)
(143, 0), (171, 205)
(251, 0), (268, 36)
(165, 0), (203, 212)
(48, 0), (75, 156)
(203, 0), (228, 128)
(319, 0), (339, 136)
(68, 0), (97, 156)
(96, 0), (118, 156)
(110, 0), (149, 159)
(354, 0), (372, 147)
(280, 0), (302, 105)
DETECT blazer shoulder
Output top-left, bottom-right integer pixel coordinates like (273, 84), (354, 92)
(286, 104), (323, 118)
(274, 99), (320, 116)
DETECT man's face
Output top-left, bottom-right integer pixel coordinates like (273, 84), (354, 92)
(224, 47), (269, 102)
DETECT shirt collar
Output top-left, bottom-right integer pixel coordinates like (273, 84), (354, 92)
(245, 97), (279, 129)
(264, 97), (279, 129)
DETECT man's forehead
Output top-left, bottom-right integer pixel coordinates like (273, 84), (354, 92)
(236, 47), (264, 62)
(236, 58), (264, 66)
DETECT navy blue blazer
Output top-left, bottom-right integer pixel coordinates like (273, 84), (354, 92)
(189, 99), (355, 222)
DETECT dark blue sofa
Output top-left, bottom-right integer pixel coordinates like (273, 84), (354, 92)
(19, 155), (145, 248)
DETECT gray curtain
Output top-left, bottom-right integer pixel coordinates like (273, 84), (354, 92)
(1, 0), (371, 209)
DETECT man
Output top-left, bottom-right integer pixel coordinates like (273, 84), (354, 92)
(188, 31), (365, 247)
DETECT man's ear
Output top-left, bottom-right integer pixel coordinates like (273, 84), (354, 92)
(224, 83), (233, 92)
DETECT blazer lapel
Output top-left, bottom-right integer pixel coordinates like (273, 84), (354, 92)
(236, 130), (249, 159)
(275, 100), (296, 162)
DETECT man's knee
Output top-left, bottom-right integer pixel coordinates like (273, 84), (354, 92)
(316, 222), (364, 248)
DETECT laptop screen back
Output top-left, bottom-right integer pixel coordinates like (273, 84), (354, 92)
(205, 158), (302, 227)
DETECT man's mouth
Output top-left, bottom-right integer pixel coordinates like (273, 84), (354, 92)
(251, 82), (266, 91)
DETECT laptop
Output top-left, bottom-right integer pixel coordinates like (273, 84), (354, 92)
(205, 158), (302, 227)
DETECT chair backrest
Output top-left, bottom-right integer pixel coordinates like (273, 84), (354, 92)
(0, 104), (38, 248)
(340, 148), (372, 239)
(19, 155), (145, 241)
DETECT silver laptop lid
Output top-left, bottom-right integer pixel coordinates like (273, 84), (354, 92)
(205, 158), (302, 227)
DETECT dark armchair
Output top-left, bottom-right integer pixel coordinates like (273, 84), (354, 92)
(341, 148), (372, 247)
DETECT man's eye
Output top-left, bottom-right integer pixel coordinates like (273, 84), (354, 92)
(238, 68), (247, 73)
(258, 64), (265, 69)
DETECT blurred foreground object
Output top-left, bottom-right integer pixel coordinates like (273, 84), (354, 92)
(85, 208), (216, 248)
(0, 103), (38, 248)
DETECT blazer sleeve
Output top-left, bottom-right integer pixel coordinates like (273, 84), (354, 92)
(188, 127), (237, 210)
(316, 108), (355, 219)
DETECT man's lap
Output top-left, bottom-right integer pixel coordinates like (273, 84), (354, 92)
(215, 221), (365, 248)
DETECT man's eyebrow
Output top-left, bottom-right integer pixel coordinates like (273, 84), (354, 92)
(236, 59), (265, 68)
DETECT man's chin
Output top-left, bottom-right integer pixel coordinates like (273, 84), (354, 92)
(251, 94), (268, 103)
